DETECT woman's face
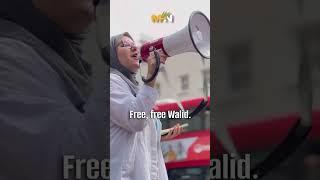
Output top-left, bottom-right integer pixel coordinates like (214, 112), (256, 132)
(117, 36), (139, 73)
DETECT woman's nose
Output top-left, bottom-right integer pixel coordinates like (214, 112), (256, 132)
(131, 45), (138, 52)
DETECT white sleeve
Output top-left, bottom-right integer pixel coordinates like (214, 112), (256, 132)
(110, 74), (159, 132)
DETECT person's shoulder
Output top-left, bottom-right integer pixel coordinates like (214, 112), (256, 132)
(110, 73), (132, 92)
(0, 36), (55, 76)
(0, 36), (33, 51)
(110, 73), (121, 80)
(0, 37), (61, 89)
(0, 37), (40, 63)
(110, 73), (126, 84)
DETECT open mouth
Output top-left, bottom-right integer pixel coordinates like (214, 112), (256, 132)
(131, 53), (138, 60)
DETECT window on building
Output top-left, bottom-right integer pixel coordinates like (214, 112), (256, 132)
(180, 74), (189, 91)
(226, 42), (252, 91)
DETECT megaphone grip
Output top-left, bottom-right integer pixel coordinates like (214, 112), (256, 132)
(142, 50), (161, 83)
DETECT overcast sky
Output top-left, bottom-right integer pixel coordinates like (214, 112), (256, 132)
(110, 0), (210, 42)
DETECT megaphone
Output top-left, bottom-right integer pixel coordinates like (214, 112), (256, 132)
(139, 11), (210, 121)
(139, 11), (210, 62)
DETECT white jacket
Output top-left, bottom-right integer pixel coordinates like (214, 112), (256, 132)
(110, 73), (169, 180)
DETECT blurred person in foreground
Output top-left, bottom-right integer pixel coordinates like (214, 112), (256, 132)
(0, 0), (106, 179)
(110, 33), (184, 180)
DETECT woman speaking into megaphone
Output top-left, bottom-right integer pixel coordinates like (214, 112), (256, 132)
(110, 32), (185, 180)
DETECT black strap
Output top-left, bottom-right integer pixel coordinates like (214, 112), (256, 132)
(188, 99), (208, 119)
(249, 119), (311, 179)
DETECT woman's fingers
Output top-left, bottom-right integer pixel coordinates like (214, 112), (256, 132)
(162, 124), (185, 141)
(178, 124), (182, 135)
(166, 127), (174, 138)
(156, 49), (168, 64)
(177, 124), (182, 135)
(160, 56), (167, 64)
(166, 126), (176, 139)
(146, 52), (157, 75)
(172, 124), (179, 136)
(180, 125), (185, 132)
(170, 124), (180, 138)
(161, 55), (167, 64)
(147, 49), (167, 64)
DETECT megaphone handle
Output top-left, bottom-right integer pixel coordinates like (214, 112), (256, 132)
(142, 50), (161, 83)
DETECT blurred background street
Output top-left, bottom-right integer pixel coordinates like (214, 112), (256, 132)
(213, 0), (320, 179)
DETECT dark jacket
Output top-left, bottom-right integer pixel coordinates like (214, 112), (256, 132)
(0, 2), (107, 180)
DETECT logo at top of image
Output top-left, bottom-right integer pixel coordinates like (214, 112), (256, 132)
(151, 11), (174, 23)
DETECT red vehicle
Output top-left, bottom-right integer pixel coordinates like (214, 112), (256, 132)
(155, 97), (211, 180)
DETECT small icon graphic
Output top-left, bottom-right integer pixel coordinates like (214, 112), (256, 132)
(151, 11), (174, 23)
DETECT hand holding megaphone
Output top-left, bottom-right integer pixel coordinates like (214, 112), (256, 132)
(139, 11), (210, 83)
(144, 49), (168, 87)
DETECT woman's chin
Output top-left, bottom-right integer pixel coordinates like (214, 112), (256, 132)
(130, 65), (139, 73)
(133, 62), (140, 68)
